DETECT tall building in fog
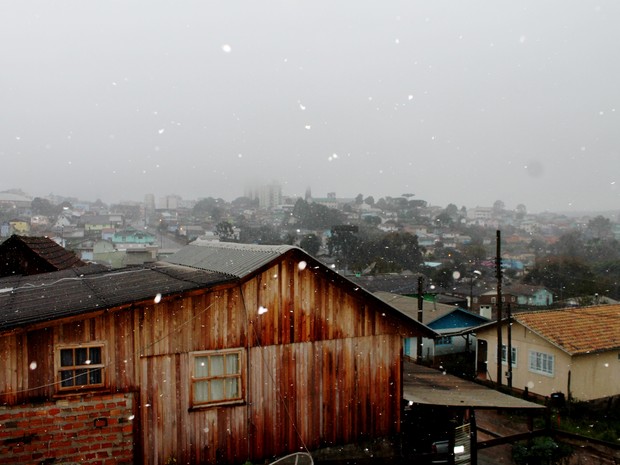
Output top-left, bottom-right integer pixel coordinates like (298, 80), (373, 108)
(245, 182), (282, 209)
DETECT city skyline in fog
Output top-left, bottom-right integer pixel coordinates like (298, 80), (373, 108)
(2, 1), (620, 213)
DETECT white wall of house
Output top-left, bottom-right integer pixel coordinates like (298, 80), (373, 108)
(479, 324), (572, 398)
(570, 351), (620, 401)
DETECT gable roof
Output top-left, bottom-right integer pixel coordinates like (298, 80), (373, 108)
(375, 291), (489, 331)
(166, 242), (438, 338)
(374, 291), (458, 324)
(164, 240), (297, 278)
(0, 235), (86, 277)
(514, 305), (620, 355)
(0, 263), (232, 332)
(349, 274), (425, 294)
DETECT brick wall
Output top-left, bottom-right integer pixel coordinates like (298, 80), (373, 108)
(0, 392), (135, 465)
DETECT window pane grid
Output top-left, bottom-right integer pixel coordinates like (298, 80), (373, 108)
(191, 350), (242, 406)
(58, 346), (104, 390)
(529, 350), (554, 375)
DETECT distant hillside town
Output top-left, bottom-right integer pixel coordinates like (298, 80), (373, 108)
(1, 184), (620, 308)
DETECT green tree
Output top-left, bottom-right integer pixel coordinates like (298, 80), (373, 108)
(524, 256), (599, 299)
(300, 234), (321, 256)
(31, 197), (57, 217)
(512, 437), (572, 465)
(239, 225), (282, 245)
(492, 199), (505, 217)
(327, 225), (361, 269)
(291, 199), (345, 229)
(586, 215), (613, 240)
(552, 231), (585, 258)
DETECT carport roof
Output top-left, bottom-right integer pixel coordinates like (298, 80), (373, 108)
(403, 361), (544, 410)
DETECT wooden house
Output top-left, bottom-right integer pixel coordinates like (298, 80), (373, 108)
(0, 241), (435, 465)
(0, 234), (86, 278)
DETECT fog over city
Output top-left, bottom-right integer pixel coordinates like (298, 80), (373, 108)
(2, 1), (620, 213)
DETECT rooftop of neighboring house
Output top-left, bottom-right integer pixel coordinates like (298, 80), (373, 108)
(0, 234), (87, 277)
(0, 262), (232, 332)
(373, 291), (462, 324)
(349, 273), (426, 295)
(513, 305), (620, 355)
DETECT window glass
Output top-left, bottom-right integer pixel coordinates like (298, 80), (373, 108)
(57, 345), (105, 391)
(191, 349), (243, 407)
(529, 351), (554, 376)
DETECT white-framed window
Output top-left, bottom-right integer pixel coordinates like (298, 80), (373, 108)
(56, 343), (105, 391)
(491, 297), (496, 304)
(501, 345), (517, 367)
(436, 336), (453, 346)
(529, 350), (554, 376)
(190, 349), (244, 407)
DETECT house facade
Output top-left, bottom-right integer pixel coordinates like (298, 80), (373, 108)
(0, 242), (434, 465)
(475, 305), (620, 402)
(374, 292), (489, 363)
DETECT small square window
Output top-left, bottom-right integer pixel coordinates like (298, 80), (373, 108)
(57, 344), (105, 391)
(191, 349), (244, 407)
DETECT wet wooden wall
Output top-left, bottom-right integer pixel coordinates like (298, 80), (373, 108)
(1, 250), (423, 464)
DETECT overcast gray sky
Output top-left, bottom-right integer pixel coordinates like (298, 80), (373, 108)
(2, 1), (619, 213)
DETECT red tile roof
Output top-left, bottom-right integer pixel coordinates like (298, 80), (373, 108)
(515, 305), (620, 355)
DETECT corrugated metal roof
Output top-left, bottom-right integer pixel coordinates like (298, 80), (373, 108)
(164, 240), (297, 278)
(0, 262), (232, 332)
(515, 305), (620, 355)
(403, 361), (544, 409)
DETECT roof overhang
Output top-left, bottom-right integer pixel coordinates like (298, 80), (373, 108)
(403, 361), (545, 410)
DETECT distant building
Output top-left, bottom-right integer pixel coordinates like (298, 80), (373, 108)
(245, 182), (282, 209)
(0, 192), (32, 209)
(158, 194), (181, 210)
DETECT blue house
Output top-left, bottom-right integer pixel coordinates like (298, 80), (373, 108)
(111, 228), (156, 245)
(374, 291), (490, 361)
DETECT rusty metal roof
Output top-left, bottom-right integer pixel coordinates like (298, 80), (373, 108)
(514, 305), (620, 355)
(0, 262), (232, 332)
(164, 240), (297, 278)
(403, 361), (544, 410)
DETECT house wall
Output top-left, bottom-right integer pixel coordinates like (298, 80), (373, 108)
(570, 351), (620, 401)
(478, 324), (572, 398)
(138, 256), (411, 464)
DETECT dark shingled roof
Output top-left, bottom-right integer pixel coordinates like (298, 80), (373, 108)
(0, 262), (233, 332)
(0, 235), (86, 277)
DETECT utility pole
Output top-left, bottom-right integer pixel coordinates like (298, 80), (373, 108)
(496, 230), (503, 389)
(417, 276), (424, 362)
(507, 303), (513, 389)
